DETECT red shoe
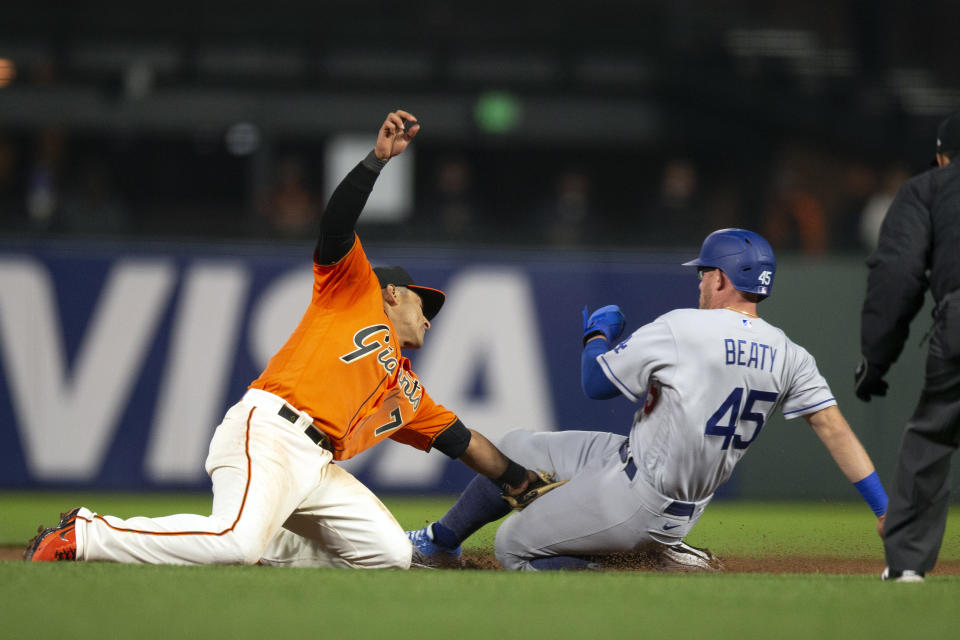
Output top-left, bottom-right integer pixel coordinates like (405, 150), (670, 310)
(24, 508), (80, 562)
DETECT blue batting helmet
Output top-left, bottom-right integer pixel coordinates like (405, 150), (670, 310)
(682, 228), (776, 297)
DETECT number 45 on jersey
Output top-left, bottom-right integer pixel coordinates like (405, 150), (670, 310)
(705, 387), (779, 450)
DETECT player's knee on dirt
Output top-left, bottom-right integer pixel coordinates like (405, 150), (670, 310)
(494, 546), (530, 571)
(494, 547), (524, 570)
(493, 516), (530, 570)
(375, 530), (413, 569)
(342, 527), (412, 569)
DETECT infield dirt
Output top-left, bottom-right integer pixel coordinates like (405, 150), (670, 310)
(4, 544), (959, 575)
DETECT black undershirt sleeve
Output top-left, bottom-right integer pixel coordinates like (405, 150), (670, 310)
(432, 420), (472, 459)
(314, 152), (387, 265)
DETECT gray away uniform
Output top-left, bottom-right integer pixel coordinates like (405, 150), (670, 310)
(494, 308), (835, 570)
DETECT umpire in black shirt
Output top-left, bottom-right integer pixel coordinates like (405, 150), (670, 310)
(855, 110), (960, 583)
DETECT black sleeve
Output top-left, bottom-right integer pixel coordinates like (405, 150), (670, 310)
(860, 173), (933, 369)
(314, 152), (387, 265)
(431, 420), (472, 459)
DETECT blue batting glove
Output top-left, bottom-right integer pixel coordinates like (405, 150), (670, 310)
(582, 304), (625, 345)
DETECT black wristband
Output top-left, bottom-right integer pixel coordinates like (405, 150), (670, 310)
(496, 459), (526, 489)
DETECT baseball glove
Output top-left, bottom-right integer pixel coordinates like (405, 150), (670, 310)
(501, 470), (566, 510)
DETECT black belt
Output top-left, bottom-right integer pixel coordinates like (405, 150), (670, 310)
(618, 441), (695, 518)
(278, 404), (333, 453)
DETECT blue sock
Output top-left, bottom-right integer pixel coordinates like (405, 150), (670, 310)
(429, 522), (461, 550)
(529, 556), (599, 571)
(436, 475), (512, 547)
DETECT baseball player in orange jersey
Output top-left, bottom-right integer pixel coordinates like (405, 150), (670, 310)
(25, 109), (541, 568)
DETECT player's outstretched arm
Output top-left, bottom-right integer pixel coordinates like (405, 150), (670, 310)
(806, 406), (874, 481)
(314, 109), (420, 265)
(457, 429), (538, 495)
(805, 405), (888, 534)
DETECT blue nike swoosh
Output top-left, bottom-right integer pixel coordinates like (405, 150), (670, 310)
(662, 523), (681, 530)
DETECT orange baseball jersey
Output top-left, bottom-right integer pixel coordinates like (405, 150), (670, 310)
(249, 237), (458, 460)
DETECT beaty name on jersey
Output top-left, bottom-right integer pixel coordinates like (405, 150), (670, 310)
(724, 338), (777, 372)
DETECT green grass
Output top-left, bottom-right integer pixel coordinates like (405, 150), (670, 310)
(2, 564), (957, 640)
(1, 492), (958, 640)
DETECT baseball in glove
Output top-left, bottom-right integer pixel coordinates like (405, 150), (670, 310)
(501, 470), (566, 510)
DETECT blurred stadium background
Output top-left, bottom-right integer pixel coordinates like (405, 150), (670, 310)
(1, 1), (958, 502)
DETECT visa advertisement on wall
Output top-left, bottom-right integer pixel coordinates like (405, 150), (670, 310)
(0, 240), (696, 493)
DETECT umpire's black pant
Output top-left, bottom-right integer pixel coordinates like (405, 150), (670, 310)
(883, 344), (960, 574)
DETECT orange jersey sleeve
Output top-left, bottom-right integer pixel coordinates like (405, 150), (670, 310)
(249, 238), (458, 460)
(388, 388), (460, 452)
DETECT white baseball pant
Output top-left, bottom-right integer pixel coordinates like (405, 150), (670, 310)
(74, 389), (411, 568)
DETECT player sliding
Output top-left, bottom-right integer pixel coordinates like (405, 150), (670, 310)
(409, 229), (889, 571)
(25, 110), (545, 568)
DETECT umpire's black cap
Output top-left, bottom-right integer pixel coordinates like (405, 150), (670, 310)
(374, 266), (446, 320)
(933, 110), (960, 165)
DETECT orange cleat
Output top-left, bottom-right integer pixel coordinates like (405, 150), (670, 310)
(24, 508), (80, 562)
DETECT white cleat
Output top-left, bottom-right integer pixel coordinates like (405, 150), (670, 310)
(658, 541), (723, 572)
(881, 567), (925, 583)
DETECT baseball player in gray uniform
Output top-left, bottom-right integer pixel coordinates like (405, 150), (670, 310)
(408, 228), (889, 570)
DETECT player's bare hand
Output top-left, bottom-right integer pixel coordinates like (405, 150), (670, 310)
(501, 470), (567, 510)
(375, 110), (419, 161)
(502, 469), (540, 496)
(876, 513), (885, 539)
